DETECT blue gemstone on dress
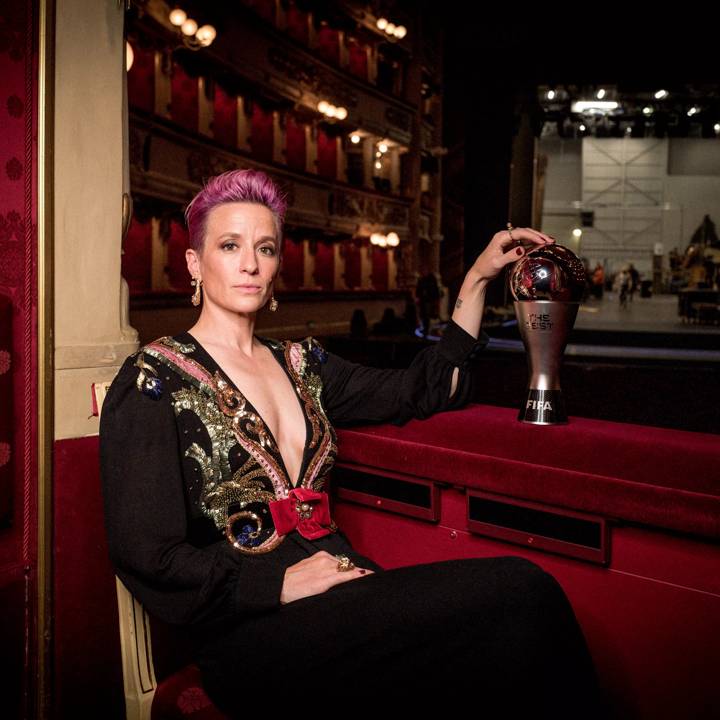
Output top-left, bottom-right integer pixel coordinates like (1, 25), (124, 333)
(141, 376), (164, 400)
(311, 344), (328, 364)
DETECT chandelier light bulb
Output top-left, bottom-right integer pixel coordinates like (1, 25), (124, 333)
(385, 23), (396, 35)
(196, 25), (217, 46)
(375, 161), (382, 169)
(317, 100), (329, 114)
(394, 25), (407, 39)
(655, 89), (668, 100)
(378, 142), (388, 153)
(376, 18), (388, 30)
(325, 105), (337, 118)
(350, 134), (361, 144)
(386, 232), (399, 246)
(573, 228), (583, 238)
(169, 8), (187, 26)
(335, 107), (348, 120)
(181, 18), (198, 36)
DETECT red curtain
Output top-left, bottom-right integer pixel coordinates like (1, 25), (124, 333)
(347, 38), (368, 81)
(170, 61), (198, 133)
(250, 103), (274, 163)
(167, 218), (190, 292)
(280, 236), (304, 290)
(344, 242), (361, 289)
(213, 85), (237, 148)
(286, 4), (309, 44)
(122, 216), (152, 294)
(285, 115), (306, 172)
(316, 25), (340, 66)
(316, 127), (336, 179)
(371, 247), (389, 291)
(127, 41), (154, 113)
(314, 241), (334, 290)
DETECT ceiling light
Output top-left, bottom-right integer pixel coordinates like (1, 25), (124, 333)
(572, 100), (619, 113)
(655, 89), (668, 100)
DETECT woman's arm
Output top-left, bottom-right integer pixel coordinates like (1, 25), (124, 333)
(100, 355), (289, 626)
(448, 226), (554, 397)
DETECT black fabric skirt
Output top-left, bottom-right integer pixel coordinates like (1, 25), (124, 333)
(196, 555), (603, 718)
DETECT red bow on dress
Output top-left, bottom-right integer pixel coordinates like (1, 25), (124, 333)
(269, 488), (336, 540)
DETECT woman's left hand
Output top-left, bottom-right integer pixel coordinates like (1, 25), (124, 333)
(470, 226), (555, 285)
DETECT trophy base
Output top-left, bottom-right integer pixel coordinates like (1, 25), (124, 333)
(518, 389), (567, 425)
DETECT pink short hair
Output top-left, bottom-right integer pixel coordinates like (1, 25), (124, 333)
(184, 169), (288, 253)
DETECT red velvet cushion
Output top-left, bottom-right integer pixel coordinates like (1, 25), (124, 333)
(152, 664), (229, 720)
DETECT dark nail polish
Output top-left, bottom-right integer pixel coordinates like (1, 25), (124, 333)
(516, 247), (523, 255)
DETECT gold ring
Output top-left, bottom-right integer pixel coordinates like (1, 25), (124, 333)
(506, 222), (515, 242)
(335, 554), (355, 572)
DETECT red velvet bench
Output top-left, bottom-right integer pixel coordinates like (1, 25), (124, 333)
(330, 404), (720, 720)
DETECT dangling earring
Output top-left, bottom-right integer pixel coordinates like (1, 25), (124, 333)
(191, 277), (202, 307)
(269, 291), (279, 312)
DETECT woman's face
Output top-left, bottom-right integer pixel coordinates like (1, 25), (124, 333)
(186, 202), (280, 316)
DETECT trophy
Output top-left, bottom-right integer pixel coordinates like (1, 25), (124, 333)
(509, 244), (587, 425)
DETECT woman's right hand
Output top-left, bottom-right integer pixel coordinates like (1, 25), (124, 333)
(280, 551), (374, 604)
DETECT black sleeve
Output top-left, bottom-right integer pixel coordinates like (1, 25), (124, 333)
(99, 354), (288, 627)
(318, 318), (490, 428)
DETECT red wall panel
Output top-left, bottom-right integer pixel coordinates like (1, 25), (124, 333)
(212, 85), (237, 148)
(170, 61), (198, 133)
(126, 41), (154, 113)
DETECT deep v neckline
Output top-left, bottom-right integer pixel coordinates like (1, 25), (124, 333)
(179, 331), (310, 489)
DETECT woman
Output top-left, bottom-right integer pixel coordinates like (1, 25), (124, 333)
(100, 170), (601, 716)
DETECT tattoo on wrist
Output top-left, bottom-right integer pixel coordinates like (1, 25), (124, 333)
(455, 298), (463, 308)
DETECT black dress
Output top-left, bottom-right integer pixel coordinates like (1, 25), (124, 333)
(99, 319), (601, 717)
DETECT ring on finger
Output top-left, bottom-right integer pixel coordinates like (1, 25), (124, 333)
(335, 554), (355, 572)
(506, 222), (515, 243)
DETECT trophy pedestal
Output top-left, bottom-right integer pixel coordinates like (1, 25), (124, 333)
(514, 300), (579, 426)
(518, 388), (567, 425)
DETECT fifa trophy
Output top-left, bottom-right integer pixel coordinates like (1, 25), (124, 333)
(509, 245), (587, 424)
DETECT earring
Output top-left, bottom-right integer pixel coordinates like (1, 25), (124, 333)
(191, 278), (202, 307)
(269, 292), (279, 312)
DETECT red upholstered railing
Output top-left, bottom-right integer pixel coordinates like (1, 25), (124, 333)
(335, 404), (720, 540)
